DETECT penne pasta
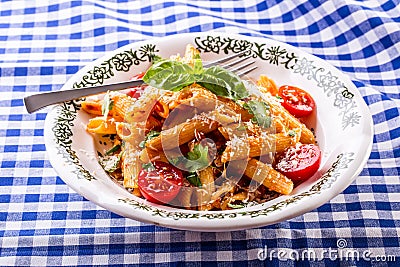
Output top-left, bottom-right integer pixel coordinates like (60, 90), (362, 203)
(221, 133), (295, 162)
(153, 100), (169, 118)
(81, 98), (123, 121)
(257, 74), (278, 95)
(146, 116), (218, 151)
(176, 186), (193, 208)
(216, 96), (253, 121)
(267, 99), (315, 144)
(86, 117), (118, 134)
(244, 159), (293, 195)
(121, 142), (142, 189)
(197, 167), (216, 206)
(111, 92), (136, 118)
(141, 147), (181, 164)
(81, 99), (103, 116)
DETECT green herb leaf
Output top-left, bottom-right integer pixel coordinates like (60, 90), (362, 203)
(288, 130), (296, 137)
(243, 100), (271, 128)
(192, 55), (204, 78)
(186, 173), (202, 187)
(106, 144), (121, 155)
(143, 56), (249, 100)
(185, 144), (210, 172)
(102, 91), (114, 118)
(139, 130), (161, 148)
(198, 66), (249, 100)
(227, 203), (245, 209)
(169, 156), (182, 166)
(143, 59), (196, 91)
(236, 124), (247, 131)
(142, 162), (156, 172)
(151, 55), (163, 62)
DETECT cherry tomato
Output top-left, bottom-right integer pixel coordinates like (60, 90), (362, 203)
(137, 161), (183, 204)
(275, 144), (321, 183)
(126, 73), (145, 98)
(278, 85), (316, 117)
(126, 88), (143, 99)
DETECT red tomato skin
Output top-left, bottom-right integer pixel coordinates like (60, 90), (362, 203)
(137, 161), (183, 204)
(126, 89), (143, 99)
(126, 72), (146, 98)
(132, 72), (145, 80)
(278, 85), (316, 118)
(275, 144), (321, 183)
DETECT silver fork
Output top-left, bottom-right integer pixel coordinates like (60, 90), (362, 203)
(24, 52), (257, 113)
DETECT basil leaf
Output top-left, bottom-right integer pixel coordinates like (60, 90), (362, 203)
(199, 66), (249, 100)
(143, 59), (195, 91)
(186, 173), (202, 187)
(143, 56), (249, 100)
(152, 55), (163, 62)
(192, 55), (204, 77)
(185, 144), (210, 172)
(243, 100), (271, 128)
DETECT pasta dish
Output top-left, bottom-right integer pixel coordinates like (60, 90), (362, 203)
(81, 44), (321, 211)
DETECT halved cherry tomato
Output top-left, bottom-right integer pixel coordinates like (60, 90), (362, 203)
(275, 144), (321, 183)
(278, 85), (316, 117)
(137, 161), (183, 204)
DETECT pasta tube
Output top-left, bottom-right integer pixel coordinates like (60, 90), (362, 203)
(176, 187), (193, 208)
(121, 142), (142, 189)
(244, 159), (293, 195)
(86, 117), (117, 134)
(257, 74), (278, 95)
(268, 100), (315, 144)
(221, 133), (294, 162)
(81, 100), (103, 116)
(111, 93), (135, 118)
(216, 96), (253, 121)
(146, 117), (218, 151)
(197, 167), (216, 206)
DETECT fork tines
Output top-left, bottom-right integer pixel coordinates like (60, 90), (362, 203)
(203, 50), (257, 77)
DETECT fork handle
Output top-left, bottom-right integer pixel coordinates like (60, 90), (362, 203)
(24, 79), (144, 113)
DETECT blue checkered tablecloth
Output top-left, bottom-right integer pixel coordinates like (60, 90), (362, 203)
(0, 0), (399, 266)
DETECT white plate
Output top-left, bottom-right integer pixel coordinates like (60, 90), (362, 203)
(44, 33), (373, 231)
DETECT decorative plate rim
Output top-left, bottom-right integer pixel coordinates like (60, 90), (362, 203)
(44, 32), (373, 231)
